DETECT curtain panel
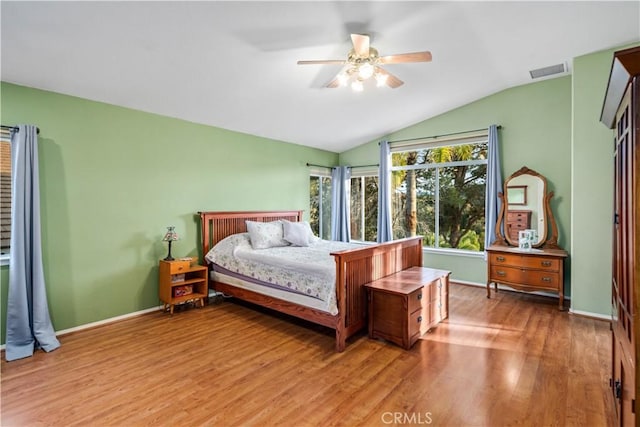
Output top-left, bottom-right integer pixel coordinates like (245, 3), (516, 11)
(377, 140), (393, 242)
(5, 124), (60, 361)
(330, 166), (351, 242)
(484, 124), (503, 253)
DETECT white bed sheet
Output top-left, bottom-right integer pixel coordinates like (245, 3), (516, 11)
(205, 233), (360, 315)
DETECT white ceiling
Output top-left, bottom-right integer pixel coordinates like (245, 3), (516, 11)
(1, 1), (639, 153)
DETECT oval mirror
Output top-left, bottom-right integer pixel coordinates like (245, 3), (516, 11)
(504, 168), (547, 247)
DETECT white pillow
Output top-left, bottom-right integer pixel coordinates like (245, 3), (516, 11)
(283, 220), (311, 247)
(245, 220), (289, 249)
(282, 220), (319, 246)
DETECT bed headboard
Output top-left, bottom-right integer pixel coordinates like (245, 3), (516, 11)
(198, 210), (303, 260)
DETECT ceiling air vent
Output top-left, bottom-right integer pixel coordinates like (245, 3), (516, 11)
(529, 63), (567, 79)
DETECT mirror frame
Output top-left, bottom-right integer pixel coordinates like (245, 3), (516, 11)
(493, 166), (561, 249)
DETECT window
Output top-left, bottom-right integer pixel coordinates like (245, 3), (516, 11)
(1, 128), (11, 258)
(390, 136), (488, 252)
(350, 173), (378, 242)
(309, 173), (332, 240)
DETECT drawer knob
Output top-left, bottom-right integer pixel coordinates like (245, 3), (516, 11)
(541, 261), (552, 267)
(496, 256), (506, 262)
(417, 316), (422, 323)
(542, 277), (552, 283)
(497, 270), (506, 277)
(417, 293), (423, 300)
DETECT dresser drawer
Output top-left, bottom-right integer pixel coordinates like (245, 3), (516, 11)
(490, 253), (560, 271)
(490, 266), (560, 290)
(508, 215), (529, 225)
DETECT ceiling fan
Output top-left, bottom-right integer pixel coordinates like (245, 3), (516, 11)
(297, 34), (432, 91)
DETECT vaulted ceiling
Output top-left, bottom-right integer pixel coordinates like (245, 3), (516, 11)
(1, 1), (638, 153)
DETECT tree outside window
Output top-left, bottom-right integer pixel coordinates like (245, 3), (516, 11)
(350, 175), (378, 242)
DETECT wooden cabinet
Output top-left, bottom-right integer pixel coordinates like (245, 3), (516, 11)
(486, 245), (568, 310)
(601, 46), (640, 427)
(506, 210), (532, 242)
(365, 267), (450, 350)
(158, 260), (208, 314)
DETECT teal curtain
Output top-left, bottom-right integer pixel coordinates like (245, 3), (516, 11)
(5, 124), (60, 361)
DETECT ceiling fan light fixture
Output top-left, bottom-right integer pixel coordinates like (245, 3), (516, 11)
(375, 72), (388, 87)
(358, 62), (375, 80)
(337, 73), (349, 87)
(351, 79), (364, 92)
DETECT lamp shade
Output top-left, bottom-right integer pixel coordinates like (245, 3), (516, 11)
(162, 226), (179, 242)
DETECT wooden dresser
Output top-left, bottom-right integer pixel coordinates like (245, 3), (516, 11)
(506, 210), (532, 242)
(365, 267), (450, 350)
(486, 245), (568, 310)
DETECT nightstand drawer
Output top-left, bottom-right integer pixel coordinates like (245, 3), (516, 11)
(169, 260), (191, 274)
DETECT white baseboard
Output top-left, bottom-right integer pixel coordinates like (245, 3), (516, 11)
(455, 280), (611, 319)
(0, 305), (162, 351)
(452, 278), (572, 300)
(568, 308), (611, 321)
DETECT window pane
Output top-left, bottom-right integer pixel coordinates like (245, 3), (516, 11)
(391, 169), (436, 246)
(350, 177), (363, 241)
(438, 164), (487, 251)
(321, 177), (332, 240)
(391, 141), (487, 252)
(363, 176), (378, 242)
(309, 176), (320, 236)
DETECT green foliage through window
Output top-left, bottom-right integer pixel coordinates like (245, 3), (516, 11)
(391, 141), (488, 252)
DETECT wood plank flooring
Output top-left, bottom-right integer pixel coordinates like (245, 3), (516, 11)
(1, 284), (615, 426)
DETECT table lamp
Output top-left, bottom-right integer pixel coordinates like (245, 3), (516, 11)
(162, 226), (179, 261)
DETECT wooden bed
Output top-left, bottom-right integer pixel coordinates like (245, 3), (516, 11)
(198, 210), (423, 352)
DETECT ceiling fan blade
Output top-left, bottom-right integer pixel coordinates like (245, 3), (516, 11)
(297, 60), (347, 65)
(375, 66), (404, 88)
(326, 77), (341, 88)
(378, 51), (432, 64)
(351, 34), (370, 57)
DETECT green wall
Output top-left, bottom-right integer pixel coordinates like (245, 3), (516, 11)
(0, 82), (337, 345)
(341, 76), (573, 287)
(570, 44), (638, 315)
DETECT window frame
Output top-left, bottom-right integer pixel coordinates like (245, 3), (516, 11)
(309, 167), (332, 240)
(389, 133), (489, 254)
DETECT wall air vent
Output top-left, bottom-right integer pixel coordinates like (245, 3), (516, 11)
(529, 63), (567, 79)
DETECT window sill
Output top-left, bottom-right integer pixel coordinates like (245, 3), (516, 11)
(423, 247), (485, 258)
(0, 254), (9, 267)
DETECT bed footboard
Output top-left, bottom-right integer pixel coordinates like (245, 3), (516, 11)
(331, 237), (423, 351)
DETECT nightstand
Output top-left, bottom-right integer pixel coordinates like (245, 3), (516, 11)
(158, 260), (208, 314)
(365, 267), (450, 350)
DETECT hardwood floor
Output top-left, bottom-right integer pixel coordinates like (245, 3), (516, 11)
(1, 284), (614, 426)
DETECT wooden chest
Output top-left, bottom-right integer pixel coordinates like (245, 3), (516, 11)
(365, 267), (450, 350)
